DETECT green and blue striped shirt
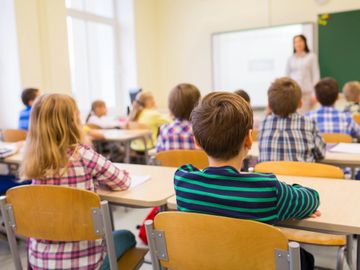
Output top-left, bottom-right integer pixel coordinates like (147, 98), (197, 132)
(174, 165), (320, 224)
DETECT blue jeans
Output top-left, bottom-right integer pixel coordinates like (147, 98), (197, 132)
(100, 230), (136, 270)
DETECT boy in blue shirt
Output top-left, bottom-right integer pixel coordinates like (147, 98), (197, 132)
(18, 88), (40, 130)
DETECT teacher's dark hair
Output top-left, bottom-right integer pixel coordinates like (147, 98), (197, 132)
(293, 35), (310, 54)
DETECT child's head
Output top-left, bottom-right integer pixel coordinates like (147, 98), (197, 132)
(268, 77), (302, 117)
(129, 91), (155, 121)
(21, 94), (82, 179)
(343, 81), (360, 103)
(21, 88), (40, 107)
(91, 100), (107, 117)
(191, 92), (253, 161)
(234, 89), (250, 104)
(315, 77), (339, 107)
(169, 83), (201, 121)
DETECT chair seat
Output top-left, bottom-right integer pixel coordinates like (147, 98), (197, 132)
(117, 247), (148, 270)
(279, 227), (346, 246)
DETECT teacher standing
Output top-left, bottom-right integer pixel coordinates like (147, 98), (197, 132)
(286, 35), (320, 113)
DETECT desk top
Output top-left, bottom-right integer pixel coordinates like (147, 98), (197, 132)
(249, 142), (360, 167)
(167, 175), (360, 235)
(98, 164), (176, 207)
(100, 129), (152, 142)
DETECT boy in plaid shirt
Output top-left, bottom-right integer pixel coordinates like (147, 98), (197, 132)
(156, 83), (201, 152)
(343, 81), (360, 115)
(259, 77), (326, 162)
(307, 78), (360, 140)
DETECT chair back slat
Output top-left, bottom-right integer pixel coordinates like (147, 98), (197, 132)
(5, 185), (102, 241)
(156, 150), (209, 169)
(2, 129), (27, 142)
(255, 161), (344, 179)
(152, 212), (288, 270)
(321, 133), (352, 143)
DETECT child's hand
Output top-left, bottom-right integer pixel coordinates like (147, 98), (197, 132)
(310, 210), (321, 218)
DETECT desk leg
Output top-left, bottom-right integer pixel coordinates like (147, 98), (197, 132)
(357, 235), (360, 270)
(109, 204), (115, 230)
(124, 142), (130, 164)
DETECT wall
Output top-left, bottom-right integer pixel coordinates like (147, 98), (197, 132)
(134, 0), (360, 108)
(14, 0), (71, 94)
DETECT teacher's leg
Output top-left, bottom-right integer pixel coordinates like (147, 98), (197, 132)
(298, 92), (314, 115)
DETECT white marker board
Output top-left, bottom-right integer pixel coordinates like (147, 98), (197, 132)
(212, 23), (314, 108)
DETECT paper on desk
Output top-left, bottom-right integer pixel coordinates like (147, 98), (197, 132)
(0, 143), (17, 158)
(328, 143), (360, 154)
(130, 175), (150, 188)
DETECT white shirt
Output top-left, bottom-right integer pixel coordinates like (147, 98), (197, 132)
(87, 115), (121, 129)
(286, 52), (320, 93)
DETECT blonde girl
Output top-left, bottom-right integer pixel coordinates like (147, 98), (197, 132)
(128, 91), (170, 151)
(21, 94), (135, 270)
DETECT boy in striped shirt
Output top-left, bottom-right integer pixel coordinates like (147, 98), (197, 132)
(174, 92), (320, 269)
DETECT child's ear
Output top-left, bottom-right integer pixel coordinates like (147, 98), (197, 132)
(244, 129), (253, 150)
(194, 137), (203, 150)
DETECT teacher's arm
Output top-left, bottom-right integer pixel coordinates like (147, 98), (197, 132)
(285, 57), (291, 76)
(311, 54), (320, 86)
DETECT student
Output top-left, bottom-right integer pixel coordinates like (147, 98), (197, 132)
(234, 89), (250, 103)
(156, 83), (201, 152)
(307, 77), (360, 140)
(86, 100), (121, 129)
(18, 88), (40, 130)
(174, 92), (319, 269)
(259, 77), (326, 162)
(20, 94), (135, 270)
(343, 81), (360, 115)
(129, 91), (170, 151)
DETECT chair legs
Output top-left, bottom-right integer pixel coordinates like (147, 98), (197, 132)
(336, 246), (345, 270)
(346, 235), (354, 269)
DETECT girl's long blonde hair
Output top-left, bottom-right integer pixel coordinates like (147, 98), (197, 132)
(128, 91), (154, 121)
(20, 94), (82, 179)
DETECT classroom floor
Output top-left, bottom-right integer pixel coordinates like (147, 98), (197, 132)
(0, 206), (355, 270)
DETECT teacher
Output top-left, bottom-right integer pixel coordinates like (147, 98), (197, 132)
(286, 34), (320, 113)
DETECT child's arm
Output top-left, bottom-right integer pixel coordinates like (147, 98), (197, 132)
(82, 146), (131, 190)
(276, 181), (320, 221)
(312, 120), (326, 161)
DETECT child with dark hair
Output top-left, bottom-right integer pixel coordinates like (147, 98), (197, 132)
(18, 88), (40, 130)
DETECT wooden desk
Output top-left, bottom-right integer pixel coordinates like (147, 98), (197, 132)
(97, 129), (152, 163)
(166, 175), (360, 269)
(248, 142), (360, 168)
(98, 164), (176, 209)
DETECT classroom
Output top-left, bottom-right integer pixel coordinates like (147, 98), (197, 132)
(1, 0), (360, 269)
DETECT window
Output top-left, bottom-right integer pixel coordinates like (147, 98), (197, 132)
(66, 0), (119, 112)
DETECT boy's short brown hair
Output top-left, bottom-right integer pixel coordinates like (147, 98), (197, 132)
(343, 81), (360, 102)
(21, 88), (39, 106)
(268, 77), (302, 117)
(191, 92), (253, 161)
(315, 77), (339, 106)
(234, 89), (250, 103)
(168, 83), (201, 120)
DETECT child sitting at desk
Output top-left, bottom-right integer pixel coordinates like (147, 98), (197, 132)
(258, 77), (326, 162)
(343, 81), (360, 115)
(156, 83), (201, 152)
(86, 100), (122, 129)
(307, 77), (360, 140)
(18, 88), (40, 130)
(20, 94), (135, 270)
(174, 92), (320, 269)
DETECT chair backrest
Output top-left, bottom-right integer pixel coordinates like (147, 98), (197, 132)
(251, 129), (259, 141)
(1, 129), (27, 142)
(145, 212), (300, 270)
(0, 185), (118, 270)
(353, 114), (360, 125)
(321, 133), (352, 143)
(156, 150), (209, 169)
(85, 123), (102, 130)
(255, 161), (344, 179)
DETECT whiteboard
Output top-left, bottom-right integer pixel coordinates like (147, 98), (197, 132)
(212, 23), (314, 108)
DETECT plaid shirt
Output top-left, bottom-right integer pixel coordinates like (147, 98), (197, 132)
(258, 113), (326, 162)
(29, 144), (130, 270)
(156, 119), (196, 152)
(344, 102), (360, 115)
(306, 106), (360, 139)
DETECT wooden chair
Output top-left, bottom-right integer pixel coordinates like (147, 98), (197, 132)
(0, 185), (148, 270)
(254, 161), (348, 270)
(145, 212), (301, 270)
(84, 123), (102, 130)
(251, 129), (259, 141)
(1, 129), (27, 142)
(321, 133), (353, 143)
(353, 114), (360, 125)
(156, 150), (209, 169)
